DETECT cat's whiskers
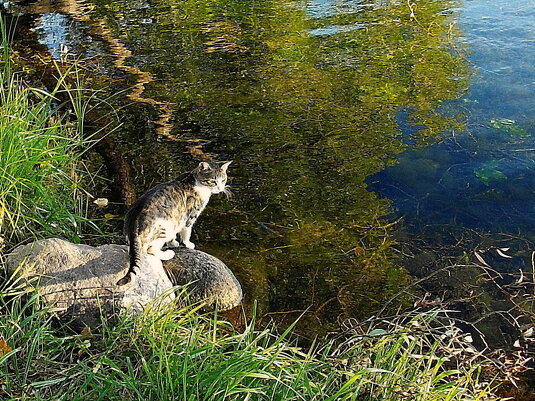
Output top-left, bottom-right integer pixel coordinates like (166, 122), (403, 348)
(222, 186), (233, 199)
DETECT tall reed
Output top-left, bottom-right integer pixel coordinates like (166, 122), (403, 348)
(0, 279), (498, 401)
(0, 16), (93, 245)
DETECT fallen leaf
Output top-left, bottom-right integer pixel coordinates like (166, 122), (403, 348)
(474, 251), (490, 267)
(80, 326), (92, 338)
(0, 338), (12, 357)
(353, 247), (365, 256)
(516, 269), (525, 284)
(93, 198), (108, 208)
(92, 362), (101, 373)
(496, 249), (513, 258)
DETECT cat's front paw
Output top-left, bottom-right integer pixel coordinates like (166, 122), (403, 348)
(184, 241), (195, 249)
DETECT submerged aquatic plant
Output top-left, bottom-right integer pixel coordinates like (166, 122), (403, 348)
(474, 161), (507, 185)
(490, 118), (531, 139)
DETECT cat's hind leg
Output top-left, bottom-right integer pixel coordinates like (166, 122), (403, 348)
(158, 249), (175, 260)
(146, 226), (167, 255)
(148, 239), (175, 260)
(147, 223), (176, 260)
(166, 238), (180, 248)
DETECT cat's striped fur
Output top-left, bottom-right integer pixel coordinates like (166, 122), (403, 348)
(116, 160), (232, 286)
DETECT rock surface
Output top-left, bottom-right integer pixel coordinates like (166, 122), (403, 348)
(165, 248), (243, 311)
(6, 238), (242, 327)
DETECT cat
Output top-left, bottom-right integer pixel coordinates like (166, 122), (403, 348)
(116, 160), (232, 286)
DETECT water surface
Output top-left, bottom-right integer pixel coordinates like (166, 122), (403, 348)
(9, 0), (533, 339)
(372, 0), (535, 236)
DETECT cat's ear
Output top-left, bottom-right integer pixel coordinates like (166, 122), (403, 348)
(220, 160), (232, 171)
(198, 161), (211, 171)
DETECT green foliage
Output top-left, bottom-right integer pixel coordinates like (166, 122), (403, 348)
(0, 281), (498, 401)
(0, 43), (93, 245)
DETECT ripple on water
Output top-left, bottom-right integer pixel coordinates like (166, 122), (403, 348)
(308, 23), (365, 37)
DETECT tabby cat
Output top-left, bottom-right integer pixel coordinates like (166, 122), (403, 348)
(116, 160), (232, 286)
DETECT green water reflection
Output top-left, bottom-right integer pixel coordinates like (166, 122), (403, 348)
(22, 0), (470, 333)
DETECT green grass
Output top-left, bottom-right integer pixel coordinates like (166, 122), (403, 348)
(0, 278), (498, 401)
(0, 21), (94, 245)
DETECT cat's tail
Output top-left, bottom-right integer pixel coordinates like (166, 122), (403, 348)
(116, 229), (143, 286)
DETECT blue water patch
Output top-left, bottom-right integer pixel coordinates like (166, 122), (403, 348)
(369, 0), (535, 235)
(33, 13), (69, 59)
(309, 23), (365, 36)
(33, 12), (104, 62)
(306, 0), (371, 19)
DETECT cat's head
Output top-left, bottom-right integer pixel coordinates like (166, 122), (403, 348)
(193, 160), (232, 194)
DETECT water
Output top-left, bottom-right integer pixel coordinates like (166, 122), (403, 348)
(372, 0), (535, 235)
(7, 0), (535, 339)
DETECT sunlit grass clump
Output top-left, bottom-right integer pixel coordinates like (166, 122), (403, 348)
(0, 278), (498, 401)
(0, 63), (91, 245)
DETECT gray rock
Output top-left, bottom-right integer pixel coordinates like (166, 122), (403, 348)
(6, 238), (242, 327)
(164, 248), (243, 311)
